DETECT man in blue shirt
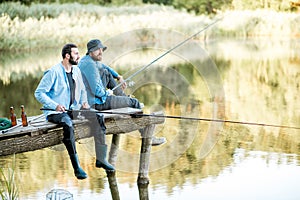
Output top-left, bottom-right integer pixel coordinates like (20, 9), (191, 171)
(78, 39), (166, 145)
(35, 43), (114, 180)
(78, 39), (140, 110)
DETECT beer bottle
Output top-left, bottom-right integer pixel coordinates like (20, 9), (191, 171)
(10, 106), (17, 126)
(21, 105), (28, 127)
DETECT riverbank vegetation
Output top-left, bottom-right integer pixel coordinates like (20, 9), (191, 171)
(2, 0), (297, 14)
(0, 1), (300, 52)
(0, 157), (19, 200)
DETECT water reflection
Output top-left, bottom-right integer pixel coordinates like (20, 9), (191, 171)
(0, 39), (299, 199)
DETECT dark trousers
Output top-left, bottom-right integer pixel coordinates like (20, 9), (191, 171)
(94, 95), (141, 110)
(48, 111), (106, 155)
(96, 67), (141, 110)
(101, 67), (125, 96)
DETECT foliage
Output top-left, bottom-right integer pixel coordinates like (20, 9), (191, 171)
(0, 0), (143, 6)
(0, 3), (212, 51)
(232, 0), (292, 11)
(0, 156), (19, 200)
(142, 0), (233, 14)
(143, 0), (173, 6)
(0, 1), (144, 20)
(0, 2), (299, 53)
(172, 0), (232, 15)
(0, 0), (296, 16)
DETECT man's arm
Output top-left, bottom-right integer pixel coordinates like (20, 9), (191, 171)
(34, 70), (59, 110)
(76, 67), (90, 109)
(102, 63), (127, 89)
(80, 61), (107, 98)
(102, 63), (119, 78)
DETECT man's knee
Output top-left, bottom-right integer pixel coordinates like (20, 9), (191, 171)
(100, 68), (111, 79)
(61, 115), (74, 128)
(131, 98), (141, 109)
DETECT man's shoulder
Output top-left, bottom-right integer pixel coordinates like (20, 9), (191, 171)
(78, 55), (92, 70)
(72, 66), (81, 73)
(79, 56), (99, 72)
(44, 63), (62, 74)
(79, 55), (92, 64)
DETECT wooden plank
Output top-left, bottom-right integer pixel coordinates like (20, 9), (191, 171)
(0, 108), (142, 139)
(0, 108), (164, 156)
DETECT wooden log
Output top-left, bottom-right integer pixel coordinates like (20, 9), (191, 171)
(106, 170), (120, 200)
(107, 134), (121, 200)
(0, 108), (164, 157)
(137, 124), (155, 185)
(138, 184), (149, 200)
(108, 134), (121, 166)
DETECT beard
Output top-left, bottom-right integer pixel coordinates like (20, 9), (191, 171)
(91, 52), (102, 61)
(69, 55), (78, 65)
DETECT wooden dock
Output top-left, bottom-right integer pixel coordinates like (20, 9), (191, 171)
(0, 107), (165, 188)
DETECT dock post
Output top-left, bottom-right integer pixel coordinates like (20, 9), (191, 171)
(108, 134), (121, 165)
(137, 124), (155, 185)
(107, 134), (121, 200)
(138, 183), (149, 200)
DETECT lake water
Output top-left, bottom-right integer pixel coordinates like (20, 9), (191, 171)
(0, 36), (299, 200)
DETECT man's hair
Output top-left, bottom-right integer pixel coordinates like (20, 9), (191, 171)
(62, 43), (77, 59)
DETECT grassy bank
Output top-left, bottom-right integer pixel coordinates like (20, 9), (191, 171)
(0, 3), (300, 52)
(0, 158), (19, 200)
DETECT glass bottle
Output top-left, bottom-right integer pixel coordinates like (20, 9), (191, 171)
(21, 105), (28, 127)
(10, 106), (17, 126)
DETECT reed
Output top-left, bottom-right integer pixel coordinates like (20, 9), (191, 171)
(1, 3), (299, 52)
(0, 156), (19, 200)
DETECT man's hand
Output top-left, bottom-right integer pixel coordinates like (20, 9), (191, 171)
(82, 102), (90, 109)
(117, 76), (127, 90)
(107, 89), (113, 96)
(56, 104), (66, 112)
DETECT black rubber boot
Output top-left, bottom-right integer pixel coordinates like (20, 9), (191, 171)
(95, 144), (115, 171)
(69, 154), (88, 179)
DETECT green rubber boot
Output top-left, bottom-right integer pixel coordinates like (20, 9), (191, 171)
(69, 154), (88, 179)
(95, 144), (115, 171)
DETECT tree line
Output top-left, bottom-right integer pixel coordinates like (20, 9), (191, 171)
(0, 0), (296, 15)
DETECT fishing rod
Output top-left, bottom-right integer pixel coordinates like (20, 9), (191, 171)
(112, 15), (225, 91)
(40, 108), (300, 130)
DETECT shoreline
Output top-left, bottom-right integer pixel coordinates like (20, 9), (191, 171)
(0, 4), (299, 51)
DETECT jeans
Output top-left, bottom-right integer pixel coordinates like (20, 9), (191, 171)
(96, 67), (141, 110)
(100, 67), (125, 96)
(47, 111), (106, 155)
(94, 95), (141, 110)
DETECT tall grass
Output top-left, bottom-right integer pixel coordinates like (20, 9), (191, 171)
(1, 3), (299, 52)
(0, 156), (19, 200)
(0, 2), (145, 20)
(0, 3), (209, 51)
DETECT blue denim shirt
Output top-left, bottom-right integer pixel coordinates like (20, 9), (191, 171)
(35, 63), (88, 117)
(78, 55), (119, 105)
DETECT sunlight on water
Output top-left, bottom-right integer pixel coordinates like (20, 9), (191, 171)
(192, 150), (300, 200)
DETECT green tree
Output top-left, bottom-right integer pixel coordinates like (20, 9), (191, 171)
(173, 0), (232, 14)
(0, 0), (142, 5)
(142, 0), (173, 5)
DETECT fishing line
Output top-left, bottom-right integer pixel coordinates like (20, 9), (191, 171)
(40, 108), (300, 130)
(111, 15), (225, 91)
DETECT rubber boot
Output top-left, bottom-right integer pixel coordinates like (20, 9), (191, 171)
(69, 154), (88, 179)
(95, 144), (115, 171)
